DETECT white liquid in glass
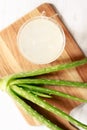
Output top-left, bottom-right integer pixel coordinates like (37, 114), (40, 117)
(17, 16), (65, 64)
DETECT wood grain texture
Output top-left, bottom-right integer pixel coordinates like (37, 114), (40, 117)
(0, 3), (87, 130)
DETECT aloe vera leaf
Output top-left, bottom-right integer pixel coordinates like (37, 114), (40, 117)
(7, 87), (62, 130)
(32, 91), (52, 98)
(11, 85), (87, 130)
(12, 78), (87, 88)
(16, 84), (87, 103)
(1, 58), (87, 90)
(10, 58), (87, 79)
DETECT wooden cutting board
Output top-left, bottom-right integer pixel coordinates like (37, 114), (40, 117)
(0, 3), (87, 130)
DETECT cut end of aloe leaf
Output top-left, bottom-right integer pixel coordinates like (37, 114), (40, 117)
(0, 79), (5, 91)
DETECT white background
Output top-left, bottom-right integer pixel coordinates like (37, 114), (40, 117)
(0, 0), (87, 130)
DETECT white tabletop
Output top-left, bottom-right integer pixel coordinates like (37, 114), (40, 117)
(0, 0), (87, 130)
